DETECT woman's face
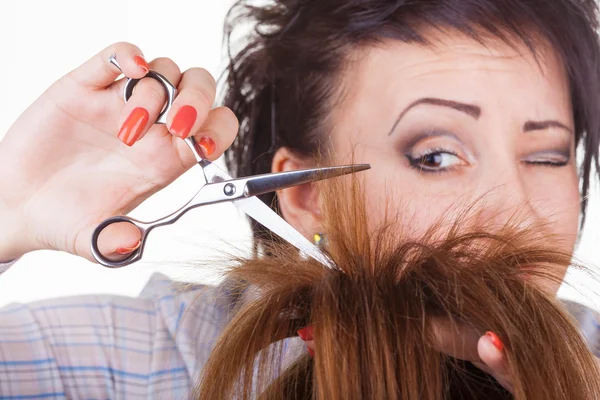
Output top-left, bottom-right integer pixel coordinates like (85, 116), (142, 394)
(327, 32), (579, 283)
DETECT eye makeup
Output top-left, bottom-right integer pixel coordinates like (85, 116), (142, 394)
(521, 150), (571, 167)
(393, 118), (573, 177)
(397, 129), (463, 151)
(399, 129), (473, 174)
(406, 148), (466, 173)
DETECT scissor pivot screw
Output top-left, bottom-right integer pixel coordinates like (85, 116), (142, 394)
(223, 183), (236, 196)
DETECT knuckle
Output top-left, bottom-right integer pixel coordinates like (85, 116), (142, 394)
(188, 87), (215, 109)
(184, 67), (217, 94)
(112, 41), (132, 49)
(137, 80), (167, 105)
(219, 106), (238, 123)
(215, 107), (239, 132)
(197, 68), (217, 91)
(151, 57), (181, 77)
(110, 41), (141, 55)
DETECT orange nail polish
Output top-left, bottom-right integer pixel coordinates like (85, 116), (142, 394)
(115, 240), (141, 255)
(485, 331), (504, 352)
(134, 55), (149, 73)
(198, 136), (216, 157)
(170, 105), (197, 138)
(297, 326), (315, 357)
(297, 326), (314, 341)
(118, 108), (149, 146)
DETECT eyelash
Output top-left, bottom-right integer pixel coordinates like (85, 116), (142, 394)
(405, 148), (461, 174)
(524, 160), (569, 167)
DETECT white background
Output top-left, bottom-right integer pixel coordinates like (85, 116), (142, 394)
(0, 0), (598, 310)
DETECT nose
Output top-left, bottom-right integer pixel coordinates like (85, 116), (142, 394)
(471, 166), (539, 232)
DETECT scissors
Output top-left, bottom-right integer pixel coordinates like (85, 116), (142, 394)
(90, 55), (370, 269)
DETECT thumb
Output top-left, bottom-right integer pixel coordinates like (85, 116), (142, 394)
(473, 331), (513, 393)
(68, 42), (149, 89)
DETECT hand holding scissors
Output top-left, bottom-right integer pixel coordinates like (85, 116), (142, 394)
(91, 56), (370, 268)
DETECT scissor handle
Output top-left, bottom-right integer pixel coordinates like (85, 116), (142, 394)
(122, 70), (177, 125)
(91, 57), (187, 268)
(90, 216), (151, 268)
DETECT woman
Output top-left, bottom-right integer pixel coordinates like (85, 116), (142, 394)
(0, 0), (599, 397)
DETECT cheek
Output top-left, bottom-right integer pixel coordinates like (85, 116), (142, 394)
(332, 135), (481, 238)
(525, 166), (580, 242)
(358, 158), (462, 238)
(530, 177), (580, 292)
(362, 175), (466, 239)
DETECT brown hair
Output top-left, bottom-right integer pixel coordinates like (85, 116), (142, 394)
(196, 178), (600, 399)
(222, 0), (600, 245)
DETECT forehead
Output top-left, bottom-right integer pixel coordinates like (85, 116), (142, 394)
(338, 30), (571, 121)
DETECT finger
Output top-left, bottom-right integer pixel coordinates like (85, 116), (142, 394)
(95, 222), (142, 262)
(297, 326), (315, 357)
(116, 58), (182, 146)
(167, 68), (217, 139)
(477, 331), (507, 374)
(303, 340), (315, 357)
(176, 106), (240, 167)
(69, 42), (149, 89)
(475, 331), (513, 393)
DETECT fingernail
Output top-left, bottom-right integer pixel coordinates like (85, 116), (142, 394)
(198, 136), (216, 157)
(297, 326), (314, 341)
(134, 55), (149, 74)
(118, 107), (149, 146)
(485, 331), (504, 352)
(170, 105), (197, 138)
(297, 326), (316, 358)
(115, 240), (141, 255)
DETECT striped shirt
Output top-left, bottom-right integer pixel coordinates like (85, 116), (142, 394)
(0, 257), (244, 399)
(0, 260), (596, 399)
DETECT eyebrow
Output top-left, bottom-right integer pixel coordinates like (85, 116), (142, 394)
(523, 120), (573, 134)
(388, 97), (573, 136)
(388, 98), (481, 136)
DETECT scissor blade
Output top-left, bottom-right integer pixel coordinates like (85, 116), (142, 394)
(195, 157), (337, 268)
(233, 196), (335, 269)
(243, 164), (371, 198)
(199, 158), (235, 182)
